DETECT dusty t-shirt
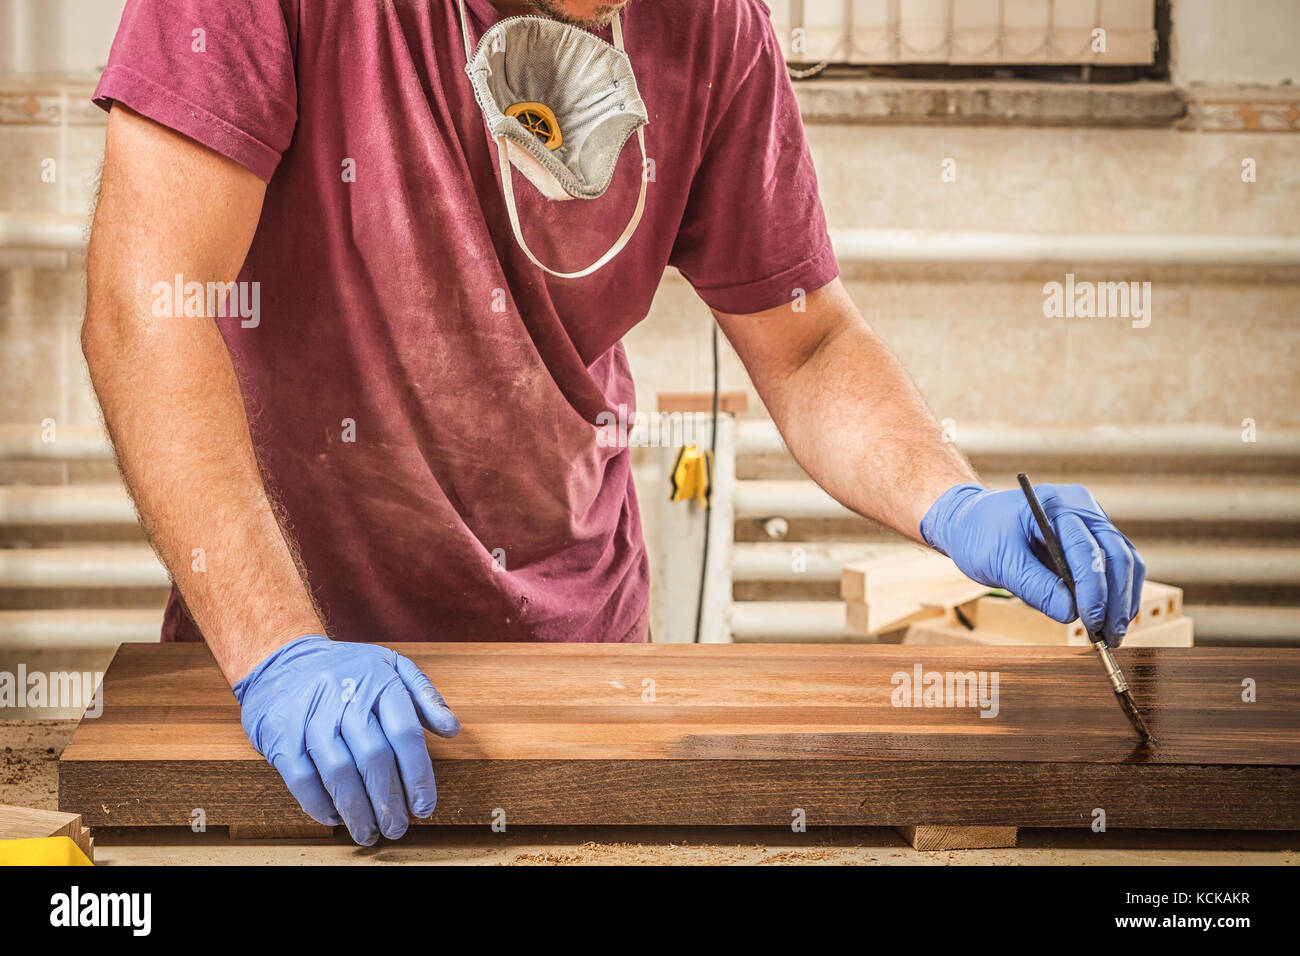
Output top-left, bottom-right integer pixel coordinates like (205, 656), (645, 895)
(93, 0), (838, 644)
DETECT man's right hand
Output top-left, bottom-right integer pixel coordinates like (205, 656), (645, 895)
(232, 636), (461, 845)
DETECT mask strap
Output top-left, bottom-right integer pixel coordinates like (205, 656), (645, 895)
(610, 10), (626, 51)
(496, 123), (648, 279)
(457, 0), (474, 62)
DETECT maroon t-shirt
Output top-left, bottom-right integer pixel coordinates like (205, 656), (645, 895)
(94, 0), (837, 644)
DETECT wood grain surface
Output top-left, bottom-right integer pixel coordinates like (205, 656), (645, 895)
(59, 643), (1300, 830)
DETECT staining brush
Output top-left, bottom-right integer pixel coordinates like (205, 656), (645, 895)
(1017, 473), (1154, 744)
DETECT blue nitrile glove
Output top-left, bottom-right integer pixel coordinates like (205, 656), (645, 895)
(232, 636), (460, 845)
(920, 483), (1146, 648)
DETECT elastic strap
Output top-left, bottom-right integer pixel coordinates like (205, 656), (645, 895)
(497, 125), (647, 279)
(458, 0), (473, 61)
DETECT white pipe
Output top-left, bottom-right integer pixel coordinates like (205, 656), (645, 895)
(0, 424), (112, 460)
(0, 486), (136, 525)
(6, 216), (1300, 268)
(734, 420), (1300, 459)
(728, 601), (856, 643)
(0, 609), (161, 648)
(732, 541), (918, 582)
(1184, 605), (1300, 646)
(831, 230), (1300, 267)
(0, 212), (85, 250)
(0, 547), (168, 589)
(734, 478), (1300, 524)
(732, 541), (1300, 586)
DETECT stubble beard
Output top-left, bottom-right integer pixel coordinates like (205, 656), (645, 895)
(524, 0), (630, 29)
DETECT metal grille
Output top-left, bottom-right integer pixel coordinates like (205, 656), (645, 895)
(771, 0), (1157, 69)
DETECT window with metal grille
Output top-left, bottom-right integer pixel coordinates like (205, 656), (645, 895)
(772, 0), (1162, 79)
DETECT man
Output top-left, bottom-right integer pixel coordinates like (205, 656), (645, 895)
(83, 0), (1145, 845)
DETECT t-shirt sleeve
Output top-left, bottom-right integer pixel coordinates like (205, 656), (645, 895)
(92, 0), (299, 183)
(668, 1), (838, 316)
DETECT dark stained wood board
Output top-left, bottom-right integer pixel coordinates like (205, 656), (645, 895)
(59, 643), (1300, 830)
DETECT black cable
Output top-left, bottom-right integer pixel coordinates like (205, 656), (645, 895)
(692, 323), (720, 644)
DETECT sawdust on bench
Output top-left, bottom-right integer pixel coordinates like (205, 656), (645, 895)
(0, 719), (77, 810)
(508, 841), (874, 865)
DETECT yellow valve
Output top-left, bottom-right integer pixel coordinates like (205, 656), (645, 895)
(505, 102), (562, 150)
(669, 444), (712, 505)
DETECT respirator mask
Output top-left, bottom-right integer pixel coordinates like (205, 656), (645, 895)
(457, 0), (650, 278)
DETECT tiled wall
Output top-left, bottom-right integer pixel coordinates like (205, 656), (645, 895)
(3, 83), (1299, 449)
(1, 82), (105, 489)
(624, 118), (1300, 428)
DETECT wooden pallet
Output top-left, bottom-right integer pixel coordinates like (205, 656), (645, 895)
(905, 615), (1194, 648)
(59, 643), (1300, 833)
(842, 550), (991, 635)
(969, 582), (1187, 645)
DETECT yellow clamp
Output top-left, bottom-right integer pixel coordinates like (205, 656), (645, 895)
(669, 444), (712, 505)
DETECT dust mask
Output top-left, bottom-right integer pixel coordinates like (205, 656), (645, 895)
(457, 0), (650, 278)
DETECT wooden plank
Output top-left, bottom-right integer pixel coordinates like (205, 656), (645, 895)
(59, 643), (1300, 831)
(0, 803), (94, 862)
(898, 825), (1018, 851)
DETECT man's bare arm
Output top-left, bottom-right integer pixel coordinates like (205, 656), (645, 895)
(715, 276), (1145, 647)
(83, 106), (323, 683)
(713, 278), (976, 541)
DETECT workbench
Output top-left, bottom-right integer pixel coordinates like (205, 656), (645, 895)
(56, 643), (1300, 838)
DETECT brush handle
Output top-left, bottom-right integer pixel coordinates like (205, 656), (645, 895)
(1016, 473), (1099, 646)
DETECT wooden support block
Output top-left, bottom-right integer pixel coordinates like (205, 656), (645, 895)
(228, 823), (335, 840)
(656, 391), (749, 415)
(898, 825), (1018, 851)
(0, 803), (94, 862)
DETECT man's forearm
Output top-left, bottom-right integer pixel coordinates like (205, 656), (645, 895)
(83, 304), (324, 683)
(83, 106), (323, 685)
(720, 283), (976, 541)
(776, 321), (975, 539)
